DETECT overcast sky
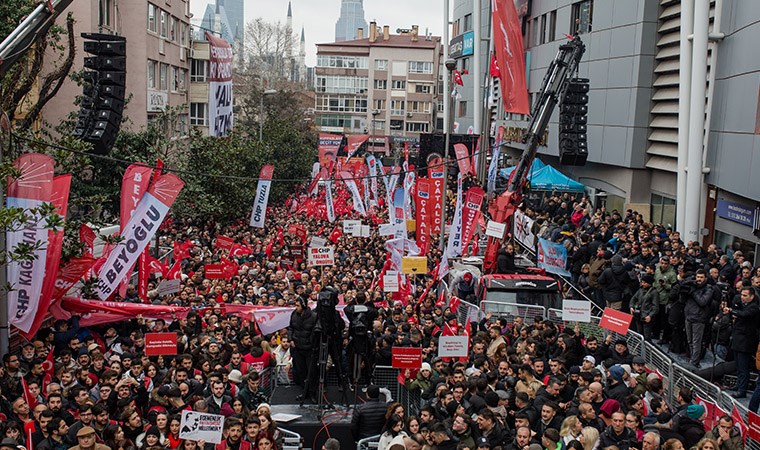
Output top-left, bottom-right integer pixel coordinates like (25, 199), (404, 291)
(191, 0), (447, 66)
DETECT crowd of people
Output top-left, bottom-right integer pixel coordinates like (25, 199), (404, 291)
(0, 167), (757, 450)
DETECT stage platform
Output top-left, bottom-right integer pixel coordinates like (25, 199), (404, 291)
(270, 385), (369, 450)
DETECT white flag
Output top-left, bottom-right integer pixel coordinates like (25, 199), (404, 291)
(325, 180), (335, 222)
(446, 173), (464, 257)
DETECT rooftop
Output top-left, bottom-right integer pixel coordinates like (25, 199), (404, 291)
(317, 34), (441, 50)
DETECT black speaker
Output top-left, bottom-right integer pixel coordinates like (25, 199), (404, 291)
(559, 77), (589, 166)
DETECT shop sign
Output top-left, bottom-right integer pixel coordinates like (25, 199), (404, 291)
(449, 31), (474, 59)
(716, 199), (757, 227)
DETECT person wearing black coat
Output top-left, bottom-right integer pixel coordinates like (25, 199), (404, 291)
(288, 297), (316, 387)
(675, 405), (706, 449)
(351, 385), (388, 439)
(497, 244), (518, 274)
(598, 255), (638, 310)
(727, 287), (760, 398)
(598, 412), (637, 450)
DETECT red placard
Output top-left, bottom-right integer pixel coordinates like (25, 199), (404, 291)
(290, 245), (304, 262)
(145, 333), (178, 356)
(215, 236), (234, 250)
(598, 308), (633, 335)
(748, 411), (760, 443)
(204, 264), (226, 279)
(391, 347), (422, 369)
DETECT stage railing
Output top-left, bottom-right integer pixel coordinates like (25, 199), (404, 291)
(357, 434), (381, 450)
(260, 367), (276, 399)
(479, 301), (546, 325)
(278, 427), (303, 450)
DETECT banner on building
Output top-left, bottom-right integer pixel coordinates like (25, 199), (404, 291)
(6, 154), (54, 333)
(318, 133), (342, 170)
(249, 165), (274, 228)
(513, 209), (535, 249)
(536, 237), (570, 276)
(492, 0), (530, 114)
(205, 32), (234, 136)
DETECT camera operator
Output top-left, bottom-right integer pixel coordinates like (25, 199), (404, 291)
(344, 291), (378, 386)
(726, 287), (760, 399)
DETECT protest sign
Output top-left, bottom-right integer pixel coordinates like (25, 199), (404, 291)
(402, 257), (428, 274)
(378, 223), (396, 236)
(145, 333), (178, 356)
(562, 299), (592, 323)
(308, 246), (335, 266)
(392, 347), (422, 369)
(748, 411), (760, 442)
(343, 220), (361, 234)
(513, 209), (535, 249)
(536, 238), (570, 276)
(383, 271), (399, 292)
(310, 236), (327, 248)
(438, 336), (469, 357)
(485, 220), (507, 239)
(204, 264), (226, 279)
(180, 410), (224, 444)
(214, 236), (234, 250)
(158, 279), (181, 297)
(599, 308), (633, 334)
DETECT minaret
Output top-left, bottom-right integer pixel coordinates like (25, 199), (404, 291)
(286, 1), (294, 80)
(299, 26), (306, 84)
(286, 1), (293, 33)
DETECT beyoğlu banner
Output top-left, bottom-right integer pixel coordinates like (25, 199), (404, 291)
(318, 133), (342, 170)
(205, 32), (234, 136)
(460, 186), (485, 250)
(249, 165), (274, 228)
(96, 174), (184, 299)
(428, 158), (445, 235)
(415, 178), (432, 255)
(6, 154), (54, 333)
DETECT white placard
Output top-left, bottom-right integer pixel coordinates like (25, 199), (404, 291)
(562, 299), (592, 323)
(513, 209), (535, 249)
(485, 220), (507, 239)
(158, 279), (181, 297)
(308, 246), (335, 266)
(179, 410), (224, 444)
(361, 225), (371, 237)
(383, 271), (399, 292)
(343, 220), (361, 234)
(378, 223), (396, 236)
(310, 236), (327, 248)
(438, 335), (469, 357)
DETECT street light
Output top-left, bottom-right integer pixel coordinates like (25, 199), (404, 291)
(440, 58), (457, 251)
(258, 89), (278, 142)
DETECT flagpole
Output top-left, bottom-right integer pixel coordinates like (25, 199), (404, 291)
(0, 133), (8, 357)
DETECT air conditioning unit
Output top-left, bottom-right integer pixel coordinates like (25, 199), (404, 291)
(188, 48), (195, 58)
(406, 112), (413, 118)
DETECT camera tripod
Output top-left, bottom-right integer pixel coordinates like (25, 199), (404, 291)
(299, 332), (348, 418)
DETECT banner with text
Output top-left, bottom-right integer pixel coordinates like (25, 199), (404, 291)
(428, 159), (445, 235)
(308, 246), (335, 266)
(460, 187), (485, 251)
(513, 209), (535, 249)
(205, 32), (233, 136)
(536, 237), (570, 276)
(415, 178), (431, 254)
(249, 165), (274, 228)
(318, 133), (342, 170)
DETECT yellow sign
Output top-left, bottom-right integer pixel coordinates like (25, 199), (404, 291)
(406, 220), (416, 231)
(402, 256), (428, 274)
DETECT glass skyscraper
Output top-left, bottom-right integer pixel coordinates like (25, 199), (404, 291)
(334, 0), (368, 42)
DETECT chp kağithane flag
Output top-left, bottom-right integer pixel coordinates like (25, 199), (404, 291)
(6, 153), (54, 333)
(206, 32), (234, 136)
(492, 0), (530, 114)
(96, 174), (184, 299)
(249, 165), (274, 228)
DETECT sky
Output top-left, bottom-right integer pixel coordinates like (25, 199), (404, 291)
(191, 0), (446, 66)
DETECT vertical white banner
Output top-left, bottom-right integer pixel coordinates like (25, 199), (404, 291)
(249, 165), (274, 228)
(325, 180), (335, 223)
(446, 173), (464, 257)
(366, 155), (379, 207)
(340, 172), (366, 216)
(206, 32), (234, 137)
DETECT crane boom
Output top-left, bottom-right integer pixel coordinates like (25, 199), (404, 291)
(483, 35), (586, 273)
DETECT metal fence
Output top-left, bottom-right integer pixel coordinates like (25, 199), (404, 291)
(357, 434), (381, 450)
(278, 427), (303, 450)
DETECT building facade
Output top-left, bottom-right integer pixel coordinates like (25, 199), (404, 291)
(315, 23), (442, 154)
(451, 0), (760, 264)
(334, 0), (368, 42)
(42, 0), (191, 133)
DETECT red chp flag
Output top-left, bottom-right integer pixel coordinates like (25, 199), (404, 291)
(318, 133), (342, 171)
(52, 254), (96, 301)
(6, 153), (54, 334)
(428, 158), (445, 235)
(345, 134), (369, 159)
(79, 224), (97, 255)
(25, 175), (71, 338)
(492, 0), (530, 114)
(415, 178), (432, 255)
(453, 143), (475, 176)
(118, 164), (153, 298)
(95, 174), (184, 300)
(461, 187), (485, 253)
(250, 165), (274, 228)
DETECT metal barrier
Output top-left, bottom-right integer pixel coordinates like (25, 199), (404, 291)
(456, 299), (481, 327)
(480, 300), (546, 325)
(357, 434), (381, 450)
(374, 365), (422, 417)
(260, 367), (276, 399)
(278, 427), (303, 450)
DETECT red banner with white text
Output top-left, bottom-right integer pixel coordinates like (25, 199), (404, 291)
(428, 158), (445, 235)
(415, 178), (432, 255)
(461, 187), (485, 252)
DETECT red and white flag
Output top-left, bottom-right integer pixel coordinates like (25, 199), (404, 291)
(453, 70), (464, 86)
(345, 134), (369, 159)
(118, 164), (154, 298)
(339, 171), (366, 216)
(6, 153), (54, 333)
(79, 224), (97, 256)
(489, 53), (501, 77)
(52, 255), (96, 301)
(492, 0), (530, 114)
(461, 187), (485, 252)
(250, 165), (274, 228)
(95, 174), (184, 300)
(454, 143), (475, 176)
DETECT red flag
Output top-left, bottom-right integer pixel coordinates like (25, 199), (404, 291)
(329, 226), (343, 244)
(145, 255), (167, 277)
(52, 255), (96, 301)
(454, 143), (474, 176)
(21, 377), (37, 409)
(449, 296), (461, 314)
(453, 70), (464, 86)
(265, 240), (273, 258)
(230, 243), (253, 258)
(492, 0), (530, 114)
(79, 224), (97, 255)
(277, 226), (285, 246)
(174, 240), (194, 260)
(489, 54), (500, 77)
(118, 164), (154, 298)
(166, 260), (182, 280)
(41, 349), (54, 392)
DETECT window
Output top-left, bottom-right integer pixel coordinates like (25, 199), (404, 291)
(374, 79), (387, 90)
(549, 11), (557, 42)
(170, 17), (178, 42)
(408, 61), (433, 74)
(314, 75), (368, 94)
(390, 119), (404, 131)
(391, 80), (406, 90)
(190, 60), (206, 82)
(170, 66), (178, 92)
(373, 120), (385, 130)
(414, 84), (432, 94)
(409, 101), (431, 113)
(317, 115), (353, 128)
(460, 58), (469, 73)
(99, 0), (111, 28)
(180, 23), (187, 46)
(178, 68), (187, 91)
(406, 122), (429, 133)
(458, 101), (467, 117)
(160, 10), (168, 38)
(147, 60), (157, 89)
(533, 18), (540, 47)
(650, 194), (676, 228)
(375, 59), (388, 70)
(452, 19), (460, 37)
(390, 100), (405, 115)
(571, 0), (593, 34)
(540, 14), (547, 45)
(373, 99), (385, 111)
(316, 55), (368, 68)
(464, 14), (472, 32)
(190, 103), (207, 126)
(159, 63), (168, 90)
(147, 4), (157, 32)
(315, 96), (367, 112)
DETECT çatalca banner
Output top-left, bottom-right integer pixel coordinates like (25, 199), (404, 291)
(249, 165), (274, 228)
(6, 153), (54, 333)
(205, 32), (234, 136)
(536, 237), (570, 276)
(96, 174), (184, 299)
(318, 133), (342, 170)
(415, 178), (431, 255)
(461, 186), (485, 251)
(428, 158), (445, 235)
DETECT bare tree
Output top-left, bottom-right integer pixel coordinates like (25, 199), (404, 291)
(242, 18), (299, 87)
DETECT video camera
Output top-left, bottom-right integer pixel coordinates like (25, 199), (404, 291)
(316, 286), (340, 334)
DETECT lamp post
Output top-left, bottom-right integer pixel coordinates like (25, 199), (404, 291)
(440, 58), (457, 251)
(258, 89), (278, 142)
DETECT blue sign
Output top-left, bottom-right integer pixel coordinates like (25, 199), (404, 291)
(449, 31), (474, 59)
(716, 199), (757, 227)
(536, 238), (570, 277)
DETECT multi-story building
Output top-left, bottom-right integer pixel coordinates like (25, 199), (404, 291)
(315, 23), (442, 154)
(452, 0), (760, 264)
(335, 0), (368, 42)
(189, 38), (211, 136)
(42, 0), (191, 132)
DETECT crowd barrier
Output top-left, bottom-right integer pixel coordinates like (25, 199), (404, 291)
(357, 434), (381, 450)
(278, 427), (304, 450)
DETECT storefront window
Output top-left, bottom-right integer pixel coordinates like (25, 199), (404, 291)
(650, 193), (676, 228)
(714, 230), (758, 267)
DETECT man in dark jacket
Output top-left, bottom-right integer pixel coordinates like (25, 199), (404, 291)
(599, 411), (636, 450)
(497, 244), (517, 274)
(676, 404), (706, 449)
(351, 385), (387, 439)
(477, 409), (509, 449)
(629, 274), (660, 340)
(727, 287), (760, 398)
(430, 422), (458, 450)
(684, 269), (719, 368)
(288, 297), (316, 387)
(598, 255), (637, 310)
(604, 365), (631, 405)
